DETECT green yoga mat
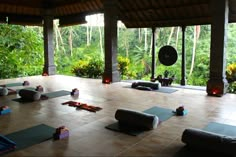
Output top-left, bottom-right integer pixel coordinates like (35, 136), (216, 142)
(155, 87), (178, 93)
(5, 124), (55, 151)
(127, 85), (177, 94)
(12, 90), (71, 103)
(203, 122), (236, 137)
(174, 122), (236, 157)
(1, 82), (23, 87)
(105, 106), (174, 136)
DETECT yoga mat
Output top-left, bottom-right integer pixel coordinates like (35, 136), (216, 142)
(42, 90), (71, 99)
(12, 90), (71, 103)
(105, 106), (174, 136)
(5, 124), (55, 151)
(126, 85), (177, 94)
(1, 83), (23, 88)
(174, 122), (236, 157)
(203, 122), (236, 137)
(155, 87), (178, 93)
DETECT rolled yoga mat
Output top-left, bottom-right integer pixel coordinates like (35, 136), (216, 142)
(115, 109), (159, 130)
(18, 89), (41, 101)
(131, 81), (159, 90)
(0, 87), (8, 96)
(181, 128), (236, 156)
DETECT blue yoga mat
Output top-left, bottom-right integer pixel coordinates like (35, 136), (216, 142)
(203, 122), (236, 137)
(12, 90), (71, 103)
(174, 122), (236, 157)
(1, 82), (23, 87)
(5, 124), (55, 151)
(105, 106), (174, 136)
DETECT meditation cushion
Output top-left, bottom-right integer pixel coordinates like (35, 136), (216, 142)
(0, 135), (16, 154)
(115, 109), (159, 130)
(131, 82), (159, 90)
(18, 89), (41, 101)
(182, 128), (236, 156)
(0, 87), (8, 96)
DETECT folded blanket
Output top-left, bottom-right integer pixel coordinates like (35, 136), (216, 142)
(62, 101), (102, 112)
(0, 135), (16, 154)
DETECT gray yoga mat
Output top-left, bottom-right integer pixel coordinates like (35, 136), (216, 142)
(174, 122), (236, 157)
(2, 82), (23, 87)
(105, 106), (174, 136)
(12, 90), (71, 103)
(5, 124), (55, 152)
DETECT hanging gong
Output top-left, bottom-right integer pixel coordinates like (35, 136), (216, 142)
(158, 45), (178, 66)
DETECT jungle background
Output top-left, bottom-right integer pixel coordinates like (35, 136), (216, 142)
(0, 14), (235, 93)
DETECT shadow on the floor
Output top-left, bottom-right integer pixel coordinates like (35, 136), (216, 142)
(173, 146), (233, 157)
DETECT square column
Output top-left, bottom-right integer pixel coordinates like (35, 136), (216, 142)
(102, 0), (120, 83)
(43, 15), (56, 75)
(207, 0), (229, 96)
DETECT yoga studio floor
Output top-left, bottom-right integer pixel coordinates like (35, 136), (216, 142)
(1, 75), (236, 157)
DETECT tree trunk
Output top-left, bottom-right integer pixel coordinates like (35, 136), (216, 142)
(53, 21), (59, 52)
(87, 24), (90, 46)
(68, 26), (73, 56)
(167, 27), (175, 45)
(144, 28), (148, 52)
(189, 26), (201, 76)
(98, 25), (104, 59)
(175, 27), (180, 49)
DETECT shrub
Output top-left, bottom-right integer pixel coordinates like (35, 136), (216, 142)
(72, 57), (104, 78)
(226, 63), (236, 93)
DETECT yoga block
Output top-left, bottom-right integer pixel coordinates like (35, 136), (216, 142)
(18, 89), (41, 101)
(115, 109), (159, 130)
(36, 85), (44, 92)
(22, 81), (30, 86)
(71, 88), (79, 96)
(53, 126), (69, 140)
(0, 87), (8, 96)
(53, 131), (69, 140)
(0, 108), (11, 115)
(182, 128), (236, 156)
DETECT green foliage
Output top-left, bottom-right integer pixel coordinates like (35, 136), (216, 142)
(226, 63), (236, 93)
(71, 56), (104, 78)
(117, 56), (130, 78)
(0, 24), (43, 79)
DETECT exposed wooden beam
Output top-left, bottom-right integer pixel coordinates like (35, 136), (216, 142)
(59, 14), (87, 27)
(8, 15), (43, 26)
(122, 16), (211, 28)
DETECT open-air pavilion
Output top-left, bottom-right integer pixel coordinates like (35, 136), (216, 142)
(0, 0), (236, 156)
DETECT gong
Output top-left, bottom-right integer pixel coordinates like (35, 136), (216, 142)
(158, 45), (178, 66)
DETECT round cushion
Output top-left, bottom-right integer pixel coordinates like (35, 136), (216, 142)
(182, 128), (236, 156)
(115, 109), (159, 130)
(18, 89), (41, 101)
(0, 87), (8, 96)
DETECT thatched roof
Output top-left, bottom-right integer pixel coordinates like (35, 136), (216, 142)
(0, 0), (235, 27)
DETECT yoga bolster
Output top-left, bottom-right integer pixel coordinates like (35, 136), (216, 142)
(182, 128), (236, 156)
(131, 82), (159, 90)
(18, 89), (41, 101)
(115, 109), (159, 130)
(0, 87), (8, 96)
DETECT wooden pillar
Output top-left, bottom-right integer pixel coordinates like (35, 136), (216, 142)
(181, 26), (187, 85)
(207, 0), (229, 96)
(43, 15), (56, 75)
(102, 0), (120, 83)
(150, 27), (157, 81)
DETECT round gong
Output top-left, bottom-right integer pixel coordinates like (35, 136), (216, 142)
(158, 45), (178, 66)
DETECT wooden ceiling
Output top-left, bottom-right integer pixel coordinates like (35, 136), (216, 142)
(0, 0), (236, 28)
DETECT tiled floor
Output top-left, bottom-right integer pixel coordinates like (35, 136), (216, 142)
(0, 75), (236, 157)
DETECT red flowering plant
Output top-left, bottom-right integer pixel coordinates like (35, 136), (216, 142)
(226, 63), (236, 93)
